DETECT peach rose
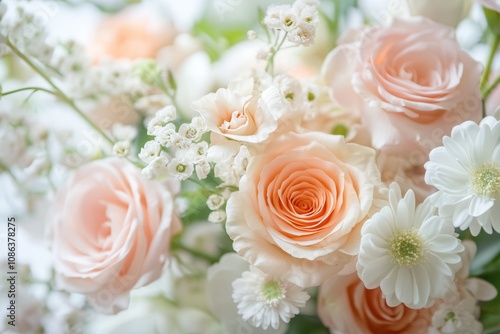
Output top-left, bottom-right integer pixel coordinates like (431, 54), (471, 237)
(192, 77), (283, 144)
(318, 273), (435, 334)
(226, 132), (386, 287)
(321, 17), (482, 157)
(48, 158), (181, 314)
(89, 5), (175, 62)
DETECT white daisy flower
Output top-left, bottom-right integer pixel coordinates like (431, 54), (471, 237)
(232, 267), (309, 330)
(357, 183), (464, 309)
(424, 116), (500, 236)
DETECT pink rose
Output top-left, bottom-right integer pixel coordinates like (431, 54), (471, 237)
(321, 18), (482, 202)
(322, 17), (482, 156)
(192, 77), (283, 144)
(318, 273), (435, 334)
(479, 0), (500, 12)
(48, 158), (181, 314)
(226, 132), (386, 287)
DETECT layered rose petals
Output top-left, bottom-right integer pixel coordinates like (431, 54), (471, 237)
(48, 158), (181, 314)
(318, 273), (435, 334)
(226, 132), (386, 287)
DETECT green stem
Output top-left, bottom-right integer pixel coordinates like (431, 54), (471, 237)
(483, 75), (500, 101)
(265, 32), (289, 76)
(333, 0), (340, 45)
(2, 87), (58, 97)
(186, 175), (216, 192)
(171, 239), (218, 264)
(481, 34), (500, 89)
(5, 37), (115, 146)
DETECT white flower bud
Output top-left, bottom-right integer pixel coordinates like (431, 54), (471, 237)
(287, 22), (316, 46)
(179, 123), (203, 142)
(138, 140), (161, 163)
(264, 5), (291, 30)
(195, 161), (211, 180)
(147, 105), (177, 136)
(208, 210), (226, 223)
(113, 140), (131, 158)
(155, 123), (177, 147)
(207, 194), (225, 210)
(247, 30), (258, 41)
(141, 156), (170, 179)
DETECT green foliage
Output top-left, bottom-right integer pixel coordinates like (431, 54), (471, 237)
(287, 314), (329, 334)
(484, 7), (500, 37)
(192, 19), (248, 62)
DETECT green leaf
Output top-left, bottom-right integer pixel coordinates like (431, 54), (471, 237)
(470, 231), (500, 275)
(287, 314), (329, 334)
(484, 7), (500, 37)
(478, 271), (500, 329)
(481, 313), (500, 334)
(167, 69), (177, 91)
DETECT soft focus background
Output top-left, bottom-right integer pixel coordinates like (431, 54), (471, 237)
(1, 0), (500, 333)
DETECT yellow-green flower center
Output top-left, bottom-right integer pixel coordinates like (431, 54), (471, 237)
(472, 161), (500, 199)
(262, 280), (284, 303)
(389, 229), (425, 266)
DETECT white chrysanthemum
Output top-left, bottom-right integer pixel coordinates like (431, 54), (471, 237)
(232, 267), (309, 330)
(357, 183), (464, 309)
(425, 116), (500, 236)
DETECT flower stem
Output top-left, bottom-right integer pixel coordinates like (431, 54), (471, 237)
(1, 87), (58, 97)
(482, 75), (500, 101)
(171, 239), (218, 264)
(481, 34), (500, 89)
(266, 32), (289, 76)
(5, 37), (115, 147)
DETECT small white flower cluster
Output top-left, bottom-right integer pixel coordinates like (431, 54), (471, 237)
(140, 106), (210, 181)
(210, 145), (252, 187)
(0, 2), (54, 62)
(206, 189), (233, 223)
(0, 3), (147, 102)
(62, 56), (146, 100)
(263, 0), (320, 47)
(428, 240), (497, 334)
(274, 74), (320, 119)
(0, 110), (38, 169)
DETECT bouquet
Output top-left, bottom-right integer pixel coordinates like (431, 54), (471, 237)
(1, 0), (500, 333)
